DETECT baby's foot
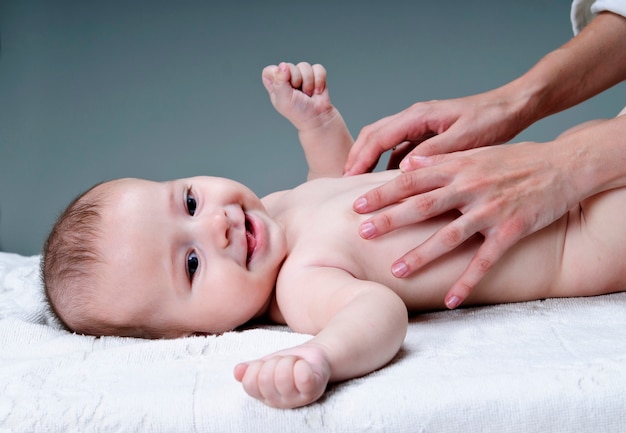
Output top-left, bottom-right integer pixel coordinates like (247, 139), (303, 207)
(262, 62), (335, 132)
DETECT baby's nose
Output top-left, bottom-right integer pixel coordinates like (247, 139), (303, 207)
(207, 210), (230, 249)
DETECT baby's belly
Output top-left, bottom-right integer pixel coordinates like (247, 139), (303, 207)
(292, 176), (478, 310)
(290, 172), (562, 311)
(361, 219), (483, 311)
(347, 210), (562, 311)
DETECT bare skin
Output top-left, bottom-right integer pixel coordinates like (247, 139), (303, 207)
(75, 62), (626, 409)
(343, 12), (626, 309)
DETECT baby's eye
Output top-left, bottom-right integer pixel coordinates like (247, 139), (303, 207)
(186, 187), (197, 216)
(187, 251), (199, 282)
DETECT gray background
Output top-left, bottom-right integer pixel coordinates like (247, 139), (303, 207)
(1, 0), (624, 256)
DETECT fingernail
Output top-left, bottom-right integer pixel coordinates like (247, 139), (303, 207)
(359, 222), (376, 239)
(399, 159), (411, 171)
(445, 295), (461, 309)
(392, 261), (408, 277)
(400, 155), (426, 172)
(354, 197), (368, 212)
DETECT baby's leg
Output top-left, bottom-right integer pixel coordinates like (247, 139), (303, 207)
(548, 111), (626, 297)
(553, 186), (626, 298)
(460, 184), (626, 306)
(471, 115), (626, 303)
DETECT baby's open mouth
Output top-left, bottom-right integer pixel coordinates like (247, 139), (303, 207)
(245, 214), (256, 266)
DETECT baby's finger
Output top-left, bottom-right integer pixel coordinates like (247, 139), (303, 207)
(266, 63), (297, 103)
(311, 64), (327, 95)
(233, 362), (248, 382)
(261, 65), (280, 92)
(296, 61), (314, 96)
(293, 358), (324, 397)
(274, 356), (300, 399)
(256, 357), (282, 404)
(284, 62), (302, 92)
(239, 360), (264, 401)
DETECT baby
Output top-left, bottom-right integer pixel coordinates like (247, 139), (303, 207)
(42, 61), (626, 409)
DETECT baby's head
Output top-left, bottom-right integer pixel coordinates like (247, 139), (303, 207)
(42, 176), (287, 338)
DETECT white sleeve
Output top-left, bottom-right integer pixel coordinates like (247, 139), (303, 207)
(571, 0), (626, 34)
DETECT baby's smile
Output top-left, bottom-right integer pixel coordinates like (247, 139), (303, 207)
(245, 213), (257, 267)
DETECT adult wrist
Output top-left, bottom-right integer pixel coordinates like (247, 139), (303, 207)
(489, 77), (544, 136)
(554, 116), (626, 202)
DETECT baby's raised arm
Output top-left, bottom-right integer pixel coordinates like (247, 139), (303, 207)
(262, 62), (353, 179)
(234, 267), (408, 408)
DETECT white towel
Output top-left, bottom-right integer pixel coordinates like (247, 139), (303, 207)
(1, 251), (625, 432)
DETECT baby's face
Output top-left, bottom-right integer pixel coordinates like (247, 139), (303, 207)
(95, 176), (287, 336)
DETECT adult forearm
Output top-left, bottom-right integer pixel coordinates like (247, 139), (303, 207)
(559, 114), (626, 201)
(502, 12), (626, 126)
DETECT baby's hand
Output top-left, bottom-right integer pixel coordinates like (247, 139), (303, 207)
(262, 62), (334, 132)
(234, 343), (331, 409)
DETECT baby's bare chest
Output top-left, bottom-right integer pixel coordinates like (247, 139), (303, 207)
(274, 175), (414, 283)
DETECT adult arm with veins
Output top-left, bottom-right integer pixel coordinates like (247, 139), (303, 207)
(344, 12), (626, 174)
(344, 12), (626, 309)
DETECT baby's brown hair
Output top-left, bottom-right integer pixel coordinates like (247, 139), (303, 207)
(41, 183), (107, 335)
(41, 181), (179, 339)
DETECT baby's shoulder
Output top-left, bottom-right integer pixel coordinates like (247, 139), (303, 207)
(261, 189), (290, 209)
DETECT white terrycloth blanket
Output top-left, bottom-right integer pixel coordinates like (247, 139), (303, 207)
(1, 251), (625, 432)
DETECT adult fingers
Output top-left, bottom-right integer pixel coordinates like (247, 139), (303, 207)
(354, 167), (450, 215)
(344, 111), (411, 175)
(386, 141), (414, 170)
(403, 126), (466, 158)
(345, 102), (457, 175)
(390, 213), (480, 277)
(358, 187), (456, 240)
(443, 234), (516, 309)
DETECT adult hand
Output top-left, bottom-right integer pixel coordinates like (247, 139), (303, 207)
(343, 90), (531, 176)
(353, 141), (578, 309)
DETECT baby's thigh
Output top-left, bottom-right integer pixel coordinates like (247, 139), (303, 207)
(558, 187), (626, 297)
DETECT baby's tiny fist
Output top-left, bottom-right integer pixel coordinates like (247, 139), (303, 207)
(233, 363), (248, 382)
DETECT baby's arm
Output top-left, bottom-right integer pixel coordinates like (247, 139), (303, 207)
(234, 267), (408, 408)
(262, 62), (353, 180)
